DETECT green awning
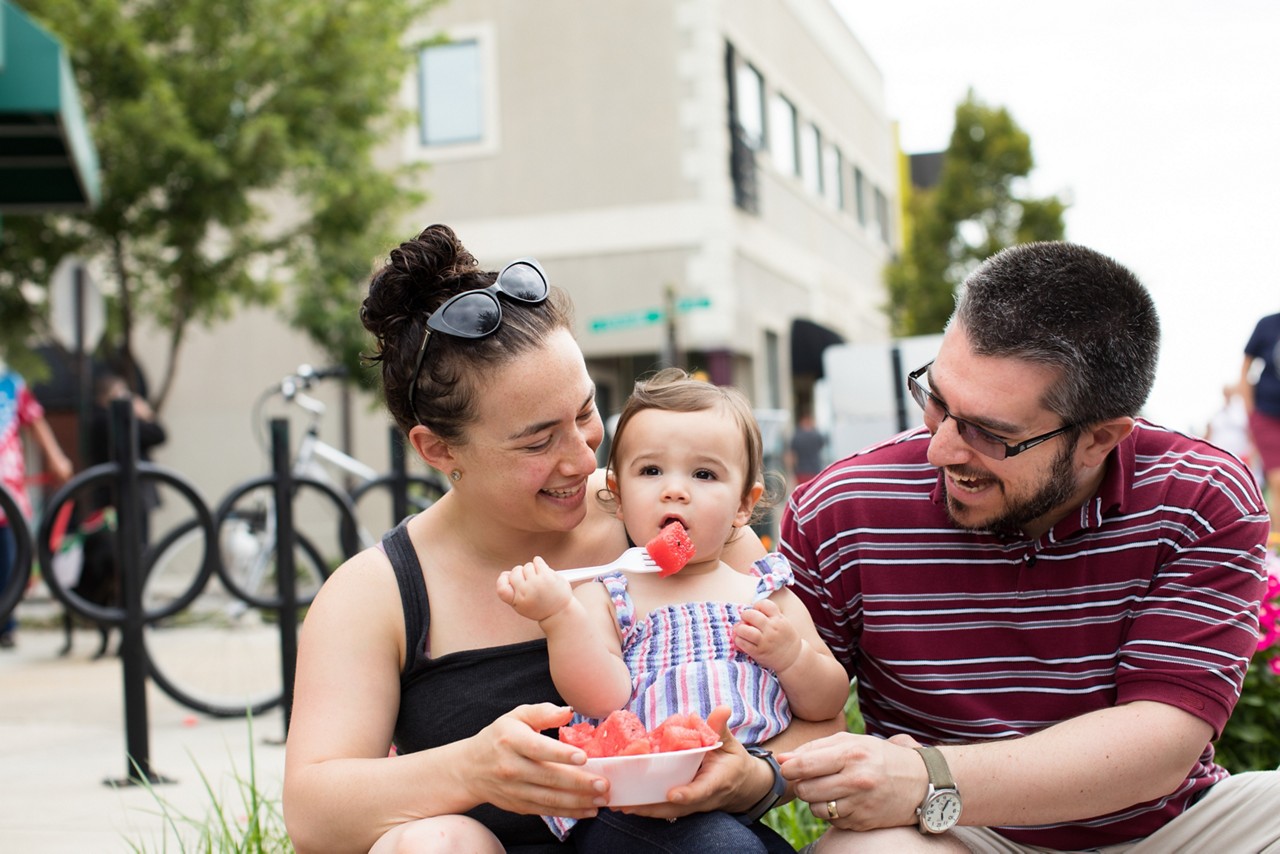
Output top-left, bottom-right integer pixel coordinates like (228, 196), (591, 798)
(0, 0), (100, 212)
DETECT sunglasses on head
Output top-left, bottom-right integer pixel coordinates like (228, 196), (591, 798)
(906, 361), (1076, 460)
(406, 257), (550, 421)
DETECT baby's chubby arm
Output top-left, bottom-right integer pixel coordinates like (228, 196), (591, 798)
(733, 591), (850, 721)
(497, 559), (632, 719)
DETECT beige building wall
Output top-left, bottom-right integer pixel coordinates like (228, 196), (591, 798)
(133, 0), (898, 524)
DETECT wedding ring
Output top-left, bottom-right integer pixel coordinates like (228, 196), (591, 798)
(825, 799), (840, 821)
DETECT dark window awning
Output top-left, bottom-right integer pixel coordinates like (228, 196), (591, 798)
(0, 0), (100, 213)
(791, 318), (844, 379)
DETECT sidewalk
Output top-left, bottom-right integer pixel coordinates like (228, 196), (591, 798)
(0, 595), (289, 853)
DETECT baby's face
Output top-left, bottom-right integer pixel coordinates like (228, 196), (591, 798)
(612, 407), (753, 564)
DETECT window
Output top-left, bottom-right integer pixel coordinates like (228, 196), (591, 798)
(735, 62), (765, 150)
(874, 187), (891, 244)
(853, 166), (867, 226)
(769, 94), (799, 177)
(418, 39), (482, 146)
(800, 122), (822, 196)
(825, 145), (844, 209)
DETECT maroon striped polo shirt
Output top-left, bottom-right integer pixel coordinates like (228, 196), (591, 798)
(781, 420), (1269, 848)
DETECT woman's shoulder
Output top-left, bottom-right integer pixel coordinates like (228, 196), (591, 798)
(309, 544), (401, 624)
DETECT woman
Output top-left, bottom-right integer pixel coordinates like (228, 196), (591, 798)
(282, 225), (827, 853)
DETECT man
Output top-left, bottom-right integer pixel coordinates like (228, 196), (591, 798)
(786, 412), (827, 488)
(778, 242), (1278, 852)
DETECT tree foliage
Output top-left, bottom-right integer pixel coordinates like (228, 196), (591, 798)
(886, 91), (1068, 336)
(0, 0), (438, 406)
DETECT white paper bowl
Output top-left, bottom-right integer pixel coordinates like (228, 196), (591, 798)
(584, 742), (721, 807)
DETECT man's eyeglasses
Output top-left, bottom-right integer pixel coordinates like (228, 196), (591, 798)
(406, 258), (550, 420)
(906, 362), (1076, 460)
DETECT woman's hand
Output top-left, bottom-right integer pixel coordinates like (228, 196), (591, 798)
(620, 705), (766, 820)
(461, 703), (608, 820)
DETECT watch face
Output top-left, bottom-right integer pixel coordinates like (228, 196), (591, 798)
(923, 790), (962, 832)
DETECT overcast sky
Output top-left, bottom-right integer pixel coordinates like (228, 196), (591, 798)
(831, 0), (1280, 433)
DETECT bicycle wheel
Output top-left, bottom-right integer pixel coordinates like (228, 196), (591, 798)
(141, 513), (330, 718)
(348, 473), (447, 547)
(214, 475), (349, 611)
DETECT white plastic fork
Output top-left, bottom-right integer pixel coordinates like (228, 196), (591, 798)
(556, 546), (660, 582)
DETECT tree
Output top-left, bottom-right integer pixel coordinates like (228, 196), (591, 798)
(0, 0), (438, 407)
(886, 90), (1068, 336)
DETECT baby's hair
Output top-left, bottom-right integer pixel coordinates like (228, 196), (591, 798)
(601, 368), (775, 525)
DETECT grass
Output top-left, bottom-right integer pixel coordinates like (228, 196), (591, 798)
(124, 714), (292, 853)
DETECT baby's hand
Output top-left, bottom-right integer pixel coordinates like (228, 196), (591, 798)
(496, 557), (574, 623)
(732, 598), (802, 674)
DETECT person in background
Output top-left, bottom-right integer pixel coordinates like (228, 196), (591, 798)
(499, 368), (847, 851)
(0, 360), (74, 648)
(1205, 380), (1261, 487)
(282, 225), (836, 854)
(1241, 310), (1280, 539)
(85, 370), (167, 543)
(779, 242), (1278, 852)
(784, 413), (826, 489)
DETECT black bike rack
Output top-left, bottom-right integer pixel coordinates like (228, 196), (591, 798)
(36, 399), (216, 785)
(16, 405), (439, 778)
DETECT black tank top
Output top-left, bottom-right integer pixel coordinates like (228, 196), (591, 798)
(384, 520), (567, 847)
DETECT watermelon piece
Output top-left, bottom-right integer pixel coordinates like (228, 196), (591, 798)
(646, 521), (696, 577)
(558, 721), (596, 750)
(559, 710), (718, 756)
(618, 738), (653, 755)
(592, 709), (648, 756)
(648, 713), (720, 751)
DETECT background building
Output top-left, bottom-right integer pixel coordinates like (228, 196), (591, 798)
(132, 0), (900, 516)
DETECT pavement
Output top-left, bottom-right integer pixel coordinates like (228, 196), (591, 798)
(1, 585), (290, 853)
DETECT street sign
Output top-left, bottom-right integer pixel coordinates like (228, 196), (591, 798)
(589, 308), (664, 334)
(588, 296), (711, 334)
(49, 255), (104, 351)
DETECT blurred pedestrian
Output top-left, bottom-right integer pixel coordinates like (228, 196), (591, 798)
(85, 371), (166, 542)
(0, 360), (73, 648)
(784, 412), (826, 488)
(1241, 311), (1280, 538)
(1206, 381), (1261, 486)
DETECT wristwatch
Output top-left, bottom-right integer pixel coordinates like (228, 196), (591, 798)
(913, 745), (961, 834)
(735, 746), (786, 825)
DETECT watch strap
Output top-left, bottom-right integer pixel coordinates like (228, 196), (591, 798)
(914, 745), (955, 789)
(736, 746), (786, 825)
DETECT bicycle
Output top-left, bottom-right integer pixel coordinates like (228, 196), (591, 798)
(142, 365), (447, 716)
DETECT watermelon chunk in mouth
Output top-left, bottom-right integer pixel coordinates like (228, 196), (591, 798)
(645, 520), (696, 577)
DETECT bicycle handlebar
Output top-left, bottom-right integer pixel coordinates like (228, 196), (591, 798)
(297, 364), (348, 382)
(280, 364), (347, 400)
(252, 365), (348, 453)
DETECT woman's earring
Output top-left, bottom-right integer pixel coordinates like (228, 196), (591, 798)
(450, 470), (462, 483)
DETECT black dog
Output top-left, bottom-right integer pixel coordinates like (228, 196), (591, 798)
(58, 526), (119, 659)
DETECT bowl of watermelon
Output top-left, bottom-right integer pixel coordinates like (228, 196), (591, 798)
(560, 710), (722, 806)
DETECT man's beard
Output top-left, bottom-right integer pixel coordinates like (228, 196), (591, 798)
(943, 441), (1078, 538)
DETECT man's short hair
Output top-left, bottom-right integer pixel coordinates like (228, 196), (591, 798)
(951, 241), (1160, 425)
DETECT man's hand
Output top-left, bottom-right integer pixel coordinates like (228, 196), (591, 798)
(778, 732), (926, 832)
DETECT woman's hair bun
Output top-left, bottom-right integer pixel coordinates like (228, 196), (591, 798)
(361, 224), (480, 342)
